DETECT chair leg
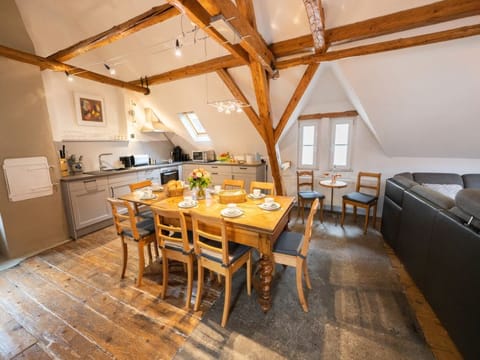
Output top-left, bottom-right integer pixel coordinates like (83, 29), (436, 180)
(120, 237), (128, 279)
(340, 201), (346, 226)
(363, 206), (370, 234)
(353, 206), (357, 221)
(153, 239), (159, 258)
(303, 259), (312, 290)
(161, 250), (168, 299)
(185, 255), (194, 309)
(296, 258), (308, 312)
(222, 271), (233, 327)
(194, 263), (204, 312)
(137, 240), (145, 287)
(246, 253), (252, 296)
(372, 204), (377, 229)
(147, 242), (153, 265)
(319, 199), (324, 223)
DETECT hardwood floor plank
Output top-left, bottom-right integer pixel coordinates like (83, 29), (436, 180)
(12, 344), (52, 360)
(0, 306), (37, 359)
(3, 264), (176, 360)
(0, 277), (112, 359)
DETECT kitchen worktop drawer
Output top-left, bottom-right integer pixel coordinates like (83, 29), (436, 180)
(67, 178), (108, 192)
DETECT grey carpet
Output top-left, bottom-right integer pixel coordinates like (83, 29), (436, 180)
(174, 219), (434, 360)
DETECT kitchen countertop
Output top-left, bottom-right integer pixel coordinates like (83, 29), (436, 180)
(60, 162), (183, 182)
(182, 161), (265, 166)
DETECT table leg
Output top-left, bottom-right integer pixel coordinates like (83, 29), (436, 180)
(330, 188), (334, 212)
(256, 254), (274, 312)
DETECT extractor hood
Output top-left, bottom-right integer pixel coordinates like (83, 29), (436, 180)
(141, 108), (171, 133)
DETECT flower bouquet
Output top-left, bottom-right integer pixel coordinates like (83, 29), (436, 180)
(187, 168), (212, 199)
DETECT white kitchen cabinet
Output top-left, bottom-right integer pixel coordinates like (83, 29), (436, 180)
(61, 178), (112, 239)
(137, 168), (161, 184)
(108, 173), (138, 198)
(182, 163), (266, 190)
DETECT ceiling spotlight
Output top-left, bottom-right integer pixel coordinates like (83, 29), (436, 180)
(104, 63), (116, 75)
(65, 71), (74, 82)
(175, 39), (182, 57)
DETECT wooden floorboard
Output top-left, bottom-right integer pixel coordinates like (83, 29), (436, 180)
(0, 221), (461, 360)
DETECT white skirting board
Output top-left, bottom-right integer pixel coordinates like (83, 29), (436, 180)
(3, 156), (53, 201)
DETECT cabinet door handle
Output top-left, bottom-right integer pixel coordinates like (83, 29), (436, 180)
(239, 167), (248, 170)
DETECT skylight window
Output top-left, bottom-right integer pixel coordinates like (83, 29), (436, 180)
(178, 111), (210, 142)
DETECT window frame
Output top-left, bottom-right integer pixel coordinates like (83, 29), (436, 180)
(178, 111), (210, 142)
(329, 117), (354, 171)
(297, 120), (318, 169)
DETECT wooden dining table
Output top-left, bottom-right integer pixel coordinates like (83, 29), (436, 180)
(119, 190), (295, 312)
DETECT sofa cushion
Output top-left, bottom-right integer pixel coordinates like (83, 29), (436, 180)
(449, 207), (480, 231)
(412, 172), (464, 186)
(392, 174), (417, 189)
(455, 188), (480, 220)
(462, 174), (480, 189)
(410, 184), (455, 209)
(423, 183), (463, 199)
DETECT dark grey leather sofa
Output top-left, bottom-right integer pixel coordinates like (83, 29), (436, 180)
(381, 172), (480, 360)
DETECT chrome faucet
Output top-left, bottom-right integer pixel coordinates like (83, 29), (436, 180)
(98, 153), (113, 170)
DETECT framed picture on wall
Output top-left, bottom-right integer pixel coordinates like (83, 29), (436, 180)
(74, 93), (106, 126)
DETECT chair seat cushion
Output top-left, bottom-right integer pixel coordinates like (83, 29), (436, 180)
(122, 218), (155, 239)
(164, 230), (194, 254)
(138, 209), (153, 219)
(199, 239), (251, 267)
(343, 192), (377, 205)
(299, 191), (325, 200)
(273, 231), (303, 257)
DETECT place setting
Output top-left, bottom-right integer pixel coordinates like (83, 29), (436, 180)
(257, 197), (281, 211)
(135, 188), (157, 200)
(247, 188), (266, 200)
(220, 203), (244, 218)
(178, 195), (198, 209)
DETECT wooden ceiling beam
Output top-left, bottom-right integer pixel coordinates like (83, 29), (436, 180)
(302, 0), (325, 51)
(0, 45), (149, 94)
(276, 24), (480, 70)
(216, 68), (267, 142)
(129, 54), (243, 86)
(47, 4), (180, 62)
(271, 0), (480, 58)
(298, 110), (358, 120)
(236, 0), (256, 29)
(168, 0), (249, 64)
(274, 63), (319, 143)
(196, 0), (276, 75)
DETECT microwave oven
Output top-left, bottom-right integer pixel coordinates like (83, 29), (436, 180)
(192, 150), (216, 162)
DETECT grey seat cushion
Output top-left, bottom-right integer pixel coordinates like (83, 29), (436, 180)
(198, 238), (251, 267)
(392, 174), (417, 189)
(273, 231), (303, 257)
(343, 191), (377, 205)
(410, 185), (455, 210)
(122, 218), (155, 239)
(164, 230), (194, 254)
(455, 189), (480, 219)
(412, 172), (464, 186)
(138, 209), (153, 218)
(298, 191), (325, 200)
(463, 174), (480, 189)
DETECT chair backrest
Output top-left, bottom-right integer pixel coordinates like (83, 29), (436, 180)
(297, 170), (314, 192)
(190, 211), (230, 266)
(249, 181), (275, 195)
(152, 207), (190, 253)
(129, 180), (152, 192)
(356, 172), (382, 198)
(107, 198), (142, 239)
(222, 178), (245, 190)
(299, 198), (320, 258)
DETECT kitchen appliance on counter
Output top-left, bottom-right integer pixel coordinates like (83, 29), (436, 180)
(192, 150), (216, 163)
(119, 155), (134, 168)
(132, 154), (149, 167)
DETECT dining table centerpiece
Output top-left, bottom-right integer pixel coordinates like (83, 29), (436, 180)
(187, 167), (211, 199)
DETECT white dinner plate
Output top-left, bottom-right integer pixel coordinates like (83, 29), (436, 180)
(140, 194), (157, 200)
(258, 202), (280, 211)
(151, 185), (163, 192)
(220, 208), (244, 218)
(178, 200), (198, 208)
(248, 193), (266, 199)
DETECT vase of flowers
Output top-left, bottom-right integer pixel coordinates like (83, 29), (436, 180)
(187, 168), (211, 200)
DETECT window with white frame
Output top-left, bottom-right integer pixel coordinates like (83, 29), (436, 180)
(178, 111), (211, 142)
(329, 118), (353, 170)
(298, 121), (318, 168)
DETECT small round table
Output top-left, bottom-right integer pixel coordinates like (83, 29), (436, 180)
(319, 179), (347, 212)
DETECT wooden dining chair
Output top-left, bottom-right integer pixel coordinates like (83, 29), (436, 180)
(107, 198), (159, 286)
(340, 172), (382, 234)
(297, 170), (324, 224)
(128, 180), (153, 219)
(190, 211), (252, 327)
(272, 198), (319, 312)
(222, 178), (245, 190)
(152, 207), (194, 309)
(249, 181), (275, 195)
